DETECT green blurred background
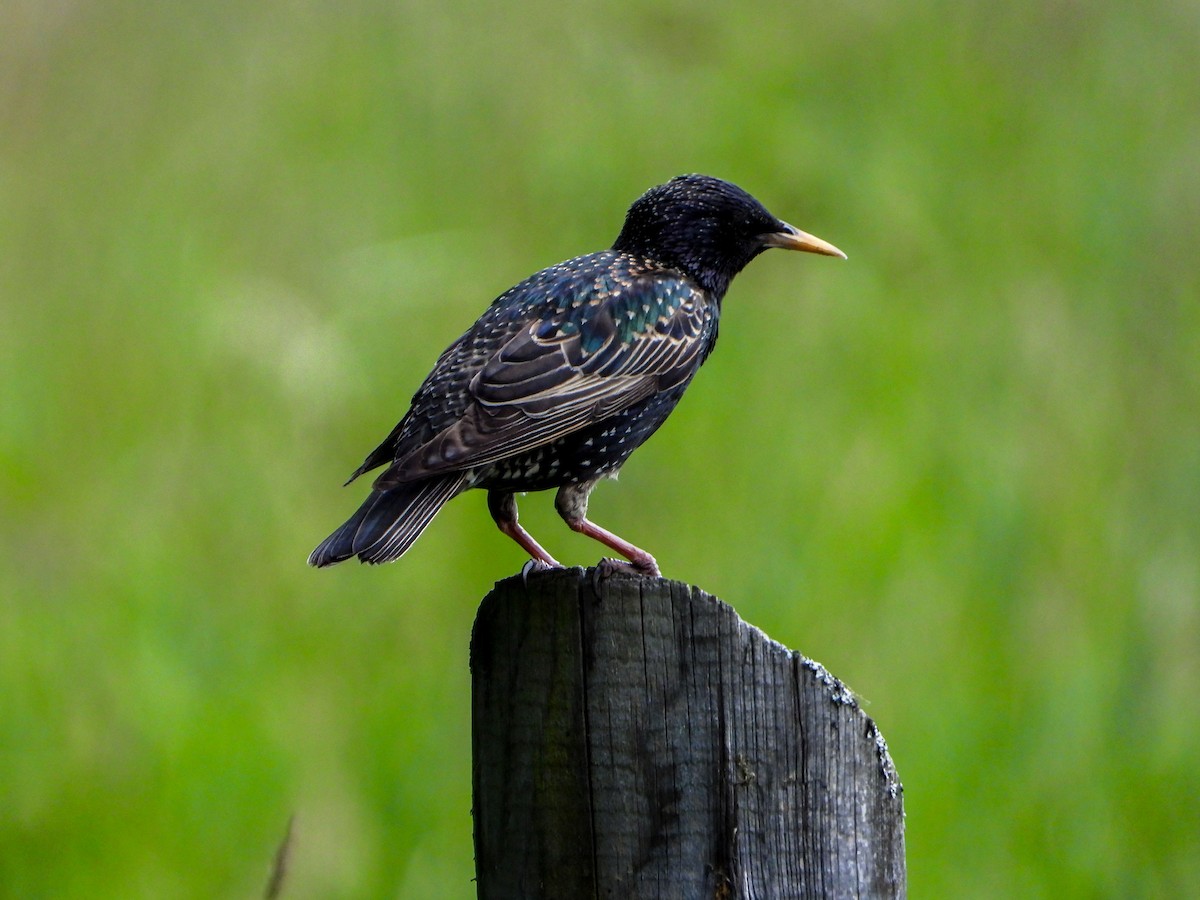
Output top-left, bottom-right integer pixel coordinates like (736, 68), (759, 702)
(3, 1), (1197, 896)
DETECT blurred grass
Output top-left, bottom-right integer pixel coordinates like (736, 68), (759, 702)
(2, 0), (1198, 896)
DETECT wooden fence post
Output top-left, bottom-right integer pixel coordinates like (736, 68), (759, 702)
(470, 567), (905, 899)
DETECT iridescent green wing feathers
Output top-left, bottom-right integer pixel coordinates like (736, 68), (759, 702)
(381, 256), (714, 483)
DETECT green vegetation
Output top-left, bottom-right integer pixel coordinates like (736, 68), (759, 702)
(3, 2), (1197, 896)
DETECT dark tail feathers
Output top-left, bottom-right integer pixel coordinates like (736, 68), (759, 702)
(309, 473), (468, 567)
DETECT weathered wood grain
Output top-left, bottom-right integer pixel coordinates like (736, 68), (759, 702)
(471, 568), (905, 899)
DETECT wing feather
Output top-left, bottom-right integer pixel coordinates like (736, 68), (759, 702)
(391, 274), (713, 479)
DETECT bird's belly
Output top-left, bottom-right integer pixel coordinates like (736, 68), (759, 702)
(476, 385), (689, 492)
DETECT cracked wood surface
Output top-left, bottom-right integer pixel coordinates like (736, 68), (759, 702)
(471, 568), (905, 899)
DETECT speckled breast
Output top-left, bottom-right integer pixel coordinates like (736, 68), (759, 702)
(475, 381), (693, 492)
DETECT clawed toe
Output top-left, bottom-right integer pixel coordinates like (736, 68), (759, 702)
(521, 557), (561, 585)
(593, 556), (661, 582)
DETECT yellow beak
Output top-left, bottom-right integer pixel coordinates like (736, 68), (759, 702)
(762, 223), (847, 259)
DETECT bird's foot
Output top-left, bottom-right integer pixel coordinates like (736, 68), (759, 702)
(594, 555), (661, 581)
(521, 557), (562, 585)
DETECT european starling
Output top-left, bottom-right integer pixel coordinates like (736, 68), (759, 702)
(309, 174), (844, 576)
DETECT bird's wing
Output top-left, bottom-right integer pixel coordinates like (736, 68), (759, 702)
(381, 274), (714, 482)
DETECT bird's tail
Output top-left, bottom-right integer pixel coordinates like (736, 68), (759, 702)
(308, 473), (469, 567)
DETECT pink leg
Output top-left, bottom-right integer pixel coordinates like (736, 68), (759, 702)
(555, 482), (661, 577)
(488, 491), (562, 569)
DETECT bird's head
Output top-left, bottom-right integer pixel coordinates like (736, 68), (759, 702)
(612, 174), (845, 299)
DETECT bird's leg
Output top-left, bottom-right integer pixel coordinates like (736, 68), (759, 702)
(487, 490), (562, 570)
(555, 482), (661, 577)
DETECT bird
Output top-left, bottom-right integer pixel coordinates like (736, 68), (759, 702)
(309, 174), (844, 576)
